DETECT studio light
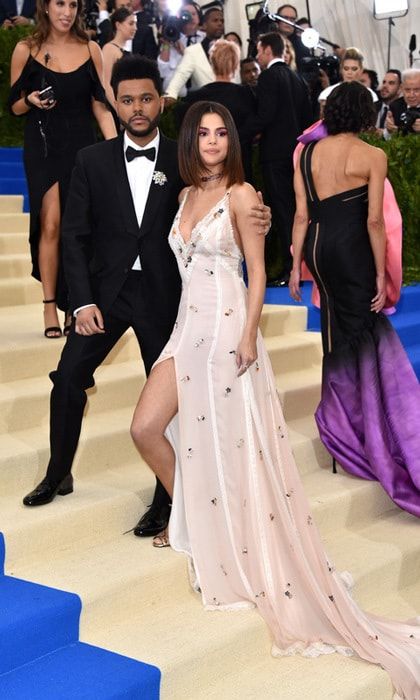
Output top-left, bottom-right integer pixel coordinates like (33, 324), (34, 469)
(301, 28), (320, 49)
(373, 0), (408, 19)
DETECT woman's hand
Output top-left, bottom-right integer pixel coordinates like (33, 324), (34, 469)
(26, 90), (56, 110)
(236, 334), (257, 377)
(289, 267), (302, 302)
(371, 274), (386, 313)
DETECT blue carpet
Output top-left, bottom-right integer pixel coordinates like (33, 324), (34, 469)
(264, 282), (420, 379)
(0, 147), (28, 211)
(0, 534), (161, 698)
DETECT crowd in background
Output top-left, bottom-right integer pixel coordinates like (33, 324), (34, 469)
(6, 0), (420, 309)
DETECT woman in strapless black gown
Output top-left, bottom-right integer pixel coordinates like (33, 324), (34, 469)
(290, 82), (420, 517)
(9, 0), (116, 337)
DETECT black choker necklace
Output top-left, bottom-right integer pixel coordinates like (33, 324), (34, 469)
(201, 172), (223, 182)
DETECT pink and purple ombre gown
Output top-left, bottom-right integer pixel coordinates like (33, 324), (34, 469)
(301, 141), (420, 518)
(153, 187), (420, 699)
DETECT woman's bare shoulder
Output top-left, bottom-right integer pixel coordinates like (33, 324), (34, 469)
(178, 186), (190, 203)
(230, 182), (259, 208)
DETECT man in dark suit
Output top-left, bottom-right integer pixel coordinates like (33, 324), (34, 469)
(23, 55), (271, 539)
(244, 32), (312, 286)
(0, 0), (35, 27)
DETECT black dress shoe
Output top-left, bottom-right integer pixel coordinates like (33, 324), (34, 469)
(133, 502), (171, 537)
(23, 475), (73, 507)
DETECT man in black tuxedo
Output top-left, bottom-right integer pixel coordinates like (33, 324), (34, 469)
(244, 32), (312, 286)
(0, 0), (35, 27)
(23, 55), (271, 538)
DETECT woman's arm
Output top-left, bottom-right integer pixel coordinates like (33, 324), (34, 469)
(102, 42), (119, 107)
(289, 155), (309, 302)
(10, 42), (36, 115)
(89, 41), (117, 139)
(231, 183), (266, 376)
(367, 146), (387, 312)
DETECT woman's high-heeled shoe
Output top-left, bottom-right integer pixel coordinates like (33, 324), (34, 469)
(332, 457), (337, 474)
(43, 299), (62, 339)
(152, 530), (170, 548)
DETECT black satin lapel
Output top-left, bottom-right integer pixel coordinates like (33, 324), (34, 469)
(137, 137), (174, 240)
(113, 135), (140, 238)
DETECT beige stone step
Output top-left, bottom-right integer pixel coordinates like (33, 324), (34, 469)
(0, 252), (31, 278)
(0, 232), (29, 254)
(0, 321), (139, 382)
(267, 331), (322, 373)
(5, 488), (417, 700)
(0, 276), (43, 306)
(0, 195), (23, 213)
(0, 212), (29, 232)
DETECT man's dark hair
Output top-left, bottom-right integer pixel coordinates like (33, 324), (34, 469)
(203, 7), (223, 22)
(277, 4), (297, 16)
(387, 68), (402, 83)
(324, 82), (376, 135)
(241, 57), (258, 67)
(258, 31), (284, 58)
(111, 54), (162, 98)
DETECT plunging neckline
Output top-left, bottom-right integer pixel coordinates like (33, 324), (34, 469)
(175, 189), (229, 246)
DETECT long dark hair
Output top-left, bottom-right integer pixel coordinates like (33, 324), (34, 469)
(178, 101), (244, 188)
(324, 82), (376, 134)
(27, 0), (88, 50)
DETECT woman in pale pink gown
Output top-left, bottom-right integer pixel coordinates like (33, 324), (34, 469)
(130, 101), (420, 700)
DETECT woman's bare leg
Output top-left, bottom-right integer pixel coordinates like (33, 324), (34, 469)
(131, 358), (178, 500)
(38, 183), (61, 336)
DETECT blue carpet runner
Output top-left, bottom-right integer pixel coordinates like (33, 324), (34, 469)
(0, 533), (161, 699)
(265, 283), (420, 380)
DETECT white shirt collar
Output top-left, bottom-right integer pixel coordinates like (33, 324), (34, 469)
(124, 129), (160, 155)
(267, 58), (285, 69)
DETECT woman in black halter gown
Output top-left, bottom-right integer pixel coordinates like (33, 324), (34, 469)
(9, 0), (116, 337)
(290, 82), (420, 517)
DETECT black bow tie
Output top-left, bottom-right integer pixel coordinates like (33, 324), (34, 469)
(125, 146), (156, 163)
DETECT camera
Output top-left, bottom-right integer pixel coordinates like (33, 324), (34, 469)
(399, 107), (420, 135)
(301, 54), (340, 83)
(38, 85), (55, 103)
(161, 9), (193, 43)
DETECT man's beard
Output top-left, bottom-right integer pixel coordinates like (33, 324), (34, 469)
(119, 111), (161, 138)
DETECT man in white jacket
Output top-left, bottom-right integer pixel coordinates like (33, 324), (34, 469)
(164, 6), (224, 102)
(158, 2), (205, 97)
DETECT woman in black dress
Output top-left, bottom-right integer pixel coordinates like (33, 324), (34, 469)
(290, 82), (420, 517)
(10, 0), (116, 337)
(102, 7), (136, 106)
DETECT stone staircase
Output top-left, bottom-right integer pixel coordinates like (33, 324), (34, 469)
(1, 194), (419, 699)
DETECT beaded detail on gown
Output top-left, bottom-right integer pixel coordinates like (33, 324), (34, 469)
(300, 141), (420, 518)
(154, 188), (420, 699)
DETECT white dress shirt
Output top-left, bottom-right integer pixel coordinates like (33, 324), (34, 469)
(74, 130), (160, 316)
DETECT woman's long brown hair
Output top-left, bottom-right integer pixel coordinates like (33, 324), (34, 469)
(26, 0), (88, 51)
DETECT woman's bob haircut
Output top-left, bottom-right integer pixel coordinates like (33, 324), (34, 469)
(178, 101), (244, 188)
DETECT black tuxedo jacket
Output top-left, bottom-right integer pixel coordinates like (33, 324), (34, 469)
(243, 61), (313, 163)
(62, 134), (183, 326)
(0, 0), (35, 23)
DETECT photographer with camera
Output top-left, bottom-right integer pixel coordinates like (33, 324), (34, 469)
(157, 1), (204, 97)
(164, 5), (224, 102)
(385, 68), (420, 137)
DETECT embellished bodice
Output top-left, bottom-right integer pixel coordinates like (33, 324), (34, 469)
(169, 190), (244, 284)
